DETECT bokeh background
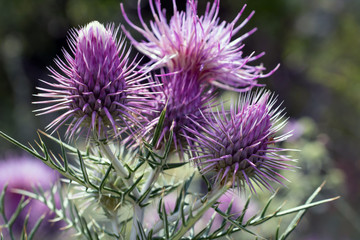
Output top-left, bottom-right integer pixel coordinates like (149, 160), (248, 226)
(0, 0), (359, 239)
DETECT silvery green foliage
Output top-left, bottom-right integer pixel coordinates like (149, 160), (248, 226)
(0, 118), (338, 239)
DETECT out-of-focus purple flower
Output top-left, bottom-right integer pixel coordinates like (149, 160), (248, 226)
(0, 155), (60, 238)
(185, 90), (294, 192)
(144, 71), (216, 158)
(282, 119), (305, 142)
(195, 189), (258, 233)
(34, 21), (154, 140)
(121, 0), (278, 92)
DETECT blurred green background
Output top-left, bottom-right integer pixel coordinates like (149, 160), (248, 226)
(0, 0), (359, 239)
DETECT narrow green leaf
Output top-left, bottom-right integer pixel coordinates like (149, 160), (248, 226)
(161, 129), (173, 161)
(39, 130), (103, 163)
(73, 205), (85, 234)
(279, 182), (340, 239)
(12, 189), (38, 200)
(180, 198), (187, 228)
(260, 189), (278, 218)
(0, 131), (44, 160)
(157, 198), (164, 221)
(183, 173), (195, 194)
(0, 184), (8, 222)
(77, 150), (91, 187)
(214, 207), (261, 238)
(151, 107), (167, 147)
(81, 216), (94, 240)
(60, 140), (69, 172)
(147, 229), (154, 240)
(171, 184), (231, 240)
(275, 221), (281, 240)
(57, 186), (67, 223)
(99, 164), (113, 192)
(28, 214), (45, 240)
(20, 212), (30, 240)
(94, 231), (100, 240)
(198, 168), (211, 192)
(124, 175), (143, 198)
(136, 220), (147, 240)
(193, 212), (217, 238)
(150, 183), (182, 199)
(249, 202), (285, 226)
(162, 162), (188, 171)
(204, 212), (217, 236)
(162, 203), (170, 239)
(50, 184), (57, 212)
(274, 196), (339, 218)
(7, 197), (30, 228)
(238, 195), (251, 225)
(138, 187), (152, 206)
(50, 151), (63, 170)
(173, 185), (184, 214)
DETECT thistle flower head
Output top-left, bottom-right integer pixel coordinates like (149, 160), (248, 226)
(145, 71), (215, 157)
(34, 21), (154, 140)
(121, 0), (278, 92)
(185, 90), (294, 192)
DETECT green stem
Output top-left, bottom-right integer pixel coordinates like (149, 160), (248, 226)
(130, 204), (143, 240)
(111, 214), (120, 236)
(98, 141), (145, 239)
(138, 167), (161, 219)
(98, 141), (140, 198)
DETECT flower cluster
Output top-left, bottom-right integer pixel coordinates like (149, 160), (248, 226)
(35, 1), (292, 196)
(0, 0), (341, 239)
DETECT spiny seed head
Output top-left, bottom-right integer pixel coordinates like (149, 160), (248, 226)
(34, 21), (154, 140)
(121, 0), (278, 92)
(185, 90), (294, 193)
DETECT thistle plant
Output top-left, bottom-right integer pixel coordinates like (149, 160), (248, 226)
(0, 1), (339, 240)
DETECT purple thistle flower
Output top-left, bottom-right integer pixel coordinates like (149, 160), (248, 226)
(144, 71), (216, 157)
(185, 90), (294, 192)
(34, 21), (154, 140)
(121, 0), (278, 92)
